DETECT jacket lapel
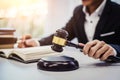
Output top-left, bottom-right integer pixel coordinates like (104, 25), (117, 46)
(78, 8), (88, 43)
(93, 0), (111, 39)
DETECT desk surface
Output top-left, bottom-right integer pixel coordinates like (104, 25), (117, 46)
(0, 47), (120, 80)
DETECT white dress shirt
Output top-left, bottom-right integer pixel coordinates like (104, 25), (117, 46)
(83, 0), (107, 41)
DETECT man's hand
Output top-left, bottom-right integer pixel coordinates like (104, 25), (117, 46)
(79, 40), (115, 61)
(18, 34), (40, 48)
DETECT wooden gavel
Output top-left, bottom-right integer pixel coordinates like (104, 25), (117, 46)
(51, 29), (120, 63)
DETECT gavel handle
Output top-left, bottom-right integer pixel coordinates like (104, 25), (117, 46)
(105, 56), (120, 63)
(66, 41), (83, 50)
(66, 41), (120, 63)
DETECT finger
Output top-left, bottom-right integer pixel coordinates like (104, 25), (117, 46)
(25, 34), (32, 39)
(17, 40), (25, 48)
(18, 43), (22, 48)
(24, 39), (36, 47)
(24, 41), (32, 47)
(21, 34), (32, 40)
(79, 43), (85, 47)
(94, 44), (109, 59)
(100, 47), (114, 61)
(79, 43), (85, 52)
(89, 41), (105, 57)
(18, 42), (25, 48)
(83, 40), (98, 55)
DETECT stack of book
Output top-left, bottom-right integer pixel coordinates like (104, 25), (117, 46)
(0, 28), (17, 49)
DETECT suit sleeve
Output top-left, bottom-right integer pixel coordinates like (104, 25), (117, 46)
(110, 44), (120, 57)
(39, 6), (81, 46)
(110, 24), (120, 57)
(109, 20), (120, 57)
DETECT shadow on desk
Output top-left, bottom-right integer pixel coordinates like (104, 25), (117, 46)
(93, 62), (120, 67)
(0, 57), (37, 68)
(77, 62), (120, 69)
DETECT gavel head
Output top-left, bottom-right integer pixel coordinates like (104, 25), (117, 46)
(51, 29), (68, 52)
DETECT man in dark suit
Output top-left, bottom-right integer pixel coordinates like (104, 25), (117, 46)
(18, 0), (120, 61)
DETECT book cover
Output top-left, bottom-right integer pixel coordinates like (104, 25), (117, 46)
(0, 28), (16, 32)
(0, 37), (17, 44)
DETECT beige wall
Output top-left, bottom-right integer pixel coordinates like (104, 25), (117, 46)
(43, 0), (81, 37)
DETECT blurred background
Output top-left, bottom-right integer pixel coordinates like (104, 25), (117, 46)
(0, 0), (120, 38)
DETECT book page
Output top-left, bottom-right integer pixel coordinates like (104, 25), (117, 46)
(0, 46), (58, 62)
(0, 49), (13, 58)
(11, 46), (56, 61)
(13, 46), (55, 54)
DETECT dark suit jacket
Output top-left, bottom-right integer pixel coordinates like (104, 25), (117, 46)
(39, 0), (120, 57)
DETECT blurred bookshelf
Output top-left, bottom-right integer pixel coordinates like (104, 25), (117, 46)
(0, 0), (80, 38)
(0, 0), (47, 38)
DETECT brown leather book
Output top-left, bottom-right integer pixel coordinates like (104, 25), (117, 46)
(0, 32), (14, 35)
(0, 28), (16, 32)
(0, 35), (14, 37)
(0, 44), (14, 49)
(0, 37), (17, 44)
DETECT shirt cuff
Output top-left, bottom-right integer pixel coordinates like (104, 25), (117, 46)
(34, 39), (40, 46)
(112, 47), (117, 56)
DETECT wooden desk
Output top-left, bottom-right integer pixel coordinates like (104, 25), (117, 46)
(0, 47), (120, 80)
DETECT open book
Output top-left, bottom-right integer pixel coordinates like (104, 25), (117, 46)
(0, 46), (57, 63)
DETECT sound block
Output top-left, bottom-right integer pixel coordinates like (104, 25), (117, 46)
(37, 56), (79, 71)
